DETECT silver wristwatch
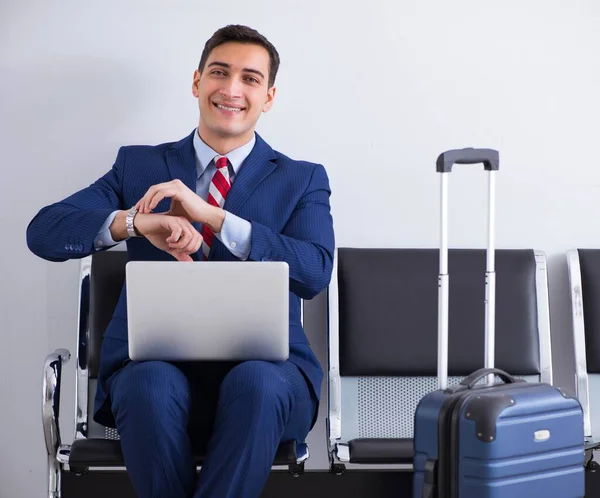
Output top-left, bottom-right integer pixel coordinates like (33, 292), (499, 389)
(125, 206), (142, 237)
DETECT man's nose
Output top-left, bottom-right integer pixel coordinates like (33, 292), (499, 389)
(219, 77), (243, 100)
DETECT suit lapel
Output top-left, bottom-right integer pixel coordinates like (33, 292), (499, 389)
(223, 133), (278, 215)
(210, 134), (278, 261)
(165, 130), (197, 193)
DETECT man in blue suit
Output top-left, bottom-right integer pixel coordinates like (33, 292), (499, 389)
(27, 24), (334, 498)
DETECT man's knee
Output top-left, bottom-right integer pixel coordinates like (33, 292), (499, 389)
(220, 361), (292, 410)
(110, 361), (191, 415)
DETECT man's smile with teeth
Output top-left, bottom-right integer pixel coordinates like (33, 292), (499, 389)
(214, 102), (245, 112)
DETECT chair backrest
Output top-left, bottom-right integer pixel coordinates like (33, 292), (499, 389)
(328, 248), (551, 445)
(567, 249), (600, 442)
(75, 251), (128, 440)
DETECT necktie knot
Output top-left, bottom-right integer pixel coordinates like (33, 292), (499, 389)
(215, 156), (228, 170)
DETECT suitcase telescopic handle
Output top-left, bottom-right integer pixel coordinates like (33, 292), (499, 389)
(436, 148), (499, 173)
(445, 368), (524, 394)
(436, 147), (500, 390)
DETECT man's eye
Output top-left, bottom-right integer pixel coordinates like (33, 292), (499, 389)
(245, 77), (259, 84)
(211, 70), (225, 76)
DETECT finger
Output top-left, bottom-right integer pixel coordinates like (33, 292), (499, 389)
(165, 224), (182, 244)
(178, 231), (201, 254)
(140, 182), (174, 213)
(171, 224), (193, 250)
(167, 221), (191, 249)
(138, 186), (158, 213)
(136, 200), (148, 213)
(138, 197), (149, 214)
(194, 232), (204, 252)
(173, 232), (194, 253)
(169, 249), (192, 262)
(148, 188), (174, 212)
(190, 232), (203, 253)
(143, 191), (158, 213)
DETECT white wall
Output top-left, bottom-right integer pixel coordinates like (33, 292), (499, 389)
(2, 1), (599, 495)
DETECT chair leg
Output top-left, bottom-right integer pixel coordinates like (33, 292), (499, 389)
(288, 461), (305, 477)
(47, 453), (62, 498)
(330, 461), (347, 475)
(328, 449), (346, 475)
(587, 450), (600, 471)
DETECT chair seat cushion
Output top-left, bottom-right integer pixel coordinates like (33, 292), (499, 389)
(69, 438), (300, 468)
(347, 438), (413, 464)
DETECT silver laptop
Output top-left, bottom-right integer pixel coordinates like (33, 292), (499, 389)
(126, 261), (289, 362)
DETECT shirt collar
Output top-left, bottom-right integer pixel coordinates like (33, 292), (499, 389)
(193, 129), (256, 179)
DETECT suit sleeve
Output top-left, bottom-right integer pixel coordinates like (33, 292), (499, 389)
(26, 147), (126, 262)
(248, 163), (335, 299)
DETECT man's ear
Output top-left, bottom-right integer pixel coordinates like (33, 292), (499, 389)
(263, 86), (277, 113)
(192, 70), (201, 98)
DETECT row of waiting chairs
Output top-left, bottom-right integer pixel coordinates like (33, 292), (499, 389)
(327, 248), (600, 472)
(42, 247), (600, 496)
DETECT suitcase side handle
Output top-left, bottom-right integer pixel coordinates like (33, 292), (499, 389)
(436, 148), (499, 173)
(445, 368), (524, 394)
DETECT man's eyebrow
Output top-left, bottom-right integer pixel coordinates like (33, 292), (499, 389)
(207, 61), (230, 69)
(242, 68), (265, 79)
(207, 61), (265, 79)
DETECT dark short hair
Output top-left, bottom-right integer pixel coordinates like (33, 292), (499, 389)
(198, 25), (280, 88)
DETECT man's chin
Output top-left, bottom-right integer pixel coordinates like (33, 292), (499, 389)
(211, 124), (251, 139)
(199, 117), (255, 142)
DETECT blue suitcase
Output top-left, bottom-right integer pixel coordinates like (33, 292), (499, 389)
(412, 149), (585, 498)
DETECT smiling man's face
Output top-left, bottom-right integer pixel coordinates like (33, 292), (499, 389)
(193, 42), (276, 152)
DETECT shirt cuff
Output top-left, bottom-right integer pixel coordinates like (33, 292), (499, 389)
(214, 211), (252, 260)
(94, 210), (122, 250)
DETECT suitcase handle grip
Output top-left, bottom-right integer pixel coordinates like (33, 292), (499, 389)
(446, 368), (522, 393)
(436, 148), (499, 173)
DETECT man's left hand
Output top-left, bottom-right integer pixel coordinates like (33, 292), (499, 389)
(136, 179), (225, 233)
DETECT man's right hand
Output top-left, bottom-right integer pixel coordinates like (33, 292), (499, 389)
(133, 213), (203, 262)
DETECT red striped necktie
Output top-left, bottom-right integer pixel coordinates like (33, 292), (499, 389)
(201, 156), (231, 260)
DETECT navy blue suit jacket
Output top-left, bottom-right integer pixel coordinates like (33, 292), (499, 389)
(27, 130), (335, 428)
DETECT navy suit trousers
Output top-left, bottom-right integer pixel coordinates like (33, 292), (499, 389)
(108, 359), (317, 498)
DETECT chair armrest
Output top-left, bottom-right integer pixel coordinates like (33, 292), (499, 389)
(43, 349), (71, 457)
(586, 439), (600, 451)
(328, 368), (341, 442)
